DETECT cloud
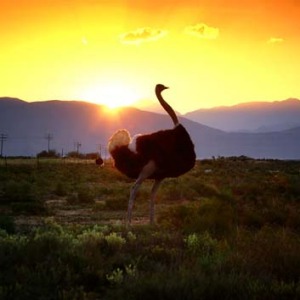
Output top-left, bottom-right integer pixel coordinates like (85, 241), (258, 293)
(267, 37), (284, 44)
(120, 27), (168, 44)
(184, 23), (219, 40)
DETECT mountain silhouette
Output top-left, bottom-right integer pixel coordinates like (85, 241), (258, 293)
(184, 98), (300, 132)
(1, 97), (300, 159)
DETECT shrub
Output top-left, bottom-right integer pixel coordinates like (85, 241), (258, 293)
(0, 158), (300, 299)
(234, 227), (300, 282)
(1, 180), (36, 204)
(104, 232), (126, 252)
(0, 215), (15, 234)
(37, 150), (60, 158)
(104, 196), (128, 211)
(187, 180), (220, 198)
(67, 184), (95, 204)
(185, 232), (218, 256)
(1, 180), (47, 215)
(160, 177), (218, 201)
(77, 226), (105, 246)
(54, 182), (68, 197)
(158, 198), (236, 237)
(11, 200), (46, 215)
(77, 185), (95, 204)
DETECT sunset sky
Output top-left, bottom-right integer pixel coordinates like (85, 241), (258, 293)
(1, 0), (300, 113)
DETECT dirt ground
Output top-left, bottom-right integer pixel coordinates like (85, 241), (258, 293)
(14, 198), (150, 230)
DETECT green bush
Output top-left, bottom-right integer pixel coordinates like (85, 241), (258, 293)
(66, 184), (95, 204)
(0, 180), (47, 215)
(0, 223), (299, 299)
(185, 232), (218, 256)
(77, 185), (95, 204)
(1, 180), (36, 204)
(0, 159), (300, 299)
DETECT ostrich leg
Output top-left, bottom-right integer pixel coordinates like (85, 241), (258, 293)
(149, 179), (162, 224)
(127, 160), (156, 225)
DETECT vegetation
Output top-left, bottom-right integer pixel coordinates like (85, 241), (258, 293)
(0, 157), (299, 299)
(37, 150), (60, 158)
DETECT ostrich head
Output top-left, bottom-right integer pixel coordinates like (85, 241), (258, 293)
(155, 84), (169, 94)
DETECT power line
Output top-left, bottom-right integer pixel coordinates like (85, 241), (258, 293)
(74, 141), (81, 154)
(44, 133), (53, 151)
(97, 143), (108, 158)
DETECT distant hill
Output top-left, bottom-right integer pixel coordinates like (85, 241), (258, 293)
(1, 97), (300, 159)
(184, 98), (300, 132)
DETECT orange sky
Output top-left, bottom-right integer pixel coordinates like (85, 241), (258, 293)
(1, 0), (300, 113)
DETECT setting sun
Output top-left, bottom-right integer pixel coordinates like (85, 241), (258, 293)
(80, 82), (140, 109)
(1, 0), (300, 112)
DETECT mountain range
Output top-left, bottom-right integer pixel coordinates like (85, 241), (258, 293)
(184, 98), (300, 132)
(1, 97), (300, 159)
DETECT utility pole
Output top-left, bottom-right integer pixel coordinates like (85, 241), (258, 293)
(75, 141), (81, 155)
(97, 143), (107, 159)
(44, 133), (53, 152)
(99, 144), (102, 156)
(0, 134), (8, 157)
(104, 147), (107, 160)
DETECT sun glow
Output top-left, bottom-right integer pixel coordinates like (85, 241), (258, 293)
(2, 1), (300, 113)
(81, 82), (139, 109)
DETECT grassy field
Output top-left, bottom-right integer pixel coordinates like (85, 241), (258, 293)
(0, 157), (300, 299)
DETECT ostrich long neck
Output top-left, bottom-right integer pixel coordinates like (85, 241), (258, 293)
(156, 90), (179, 126)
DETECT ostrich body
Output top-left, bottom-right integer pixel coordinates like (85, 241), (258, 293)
(108, 84), (196, 224)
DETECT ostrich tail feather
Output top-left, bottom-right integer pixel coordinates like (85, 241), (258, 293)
(108, 129), (131, 154)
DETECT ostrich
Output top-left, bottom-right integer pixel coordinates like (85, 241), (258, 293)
(108, 84), (196, 224)
(95, 156), (104, 166)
